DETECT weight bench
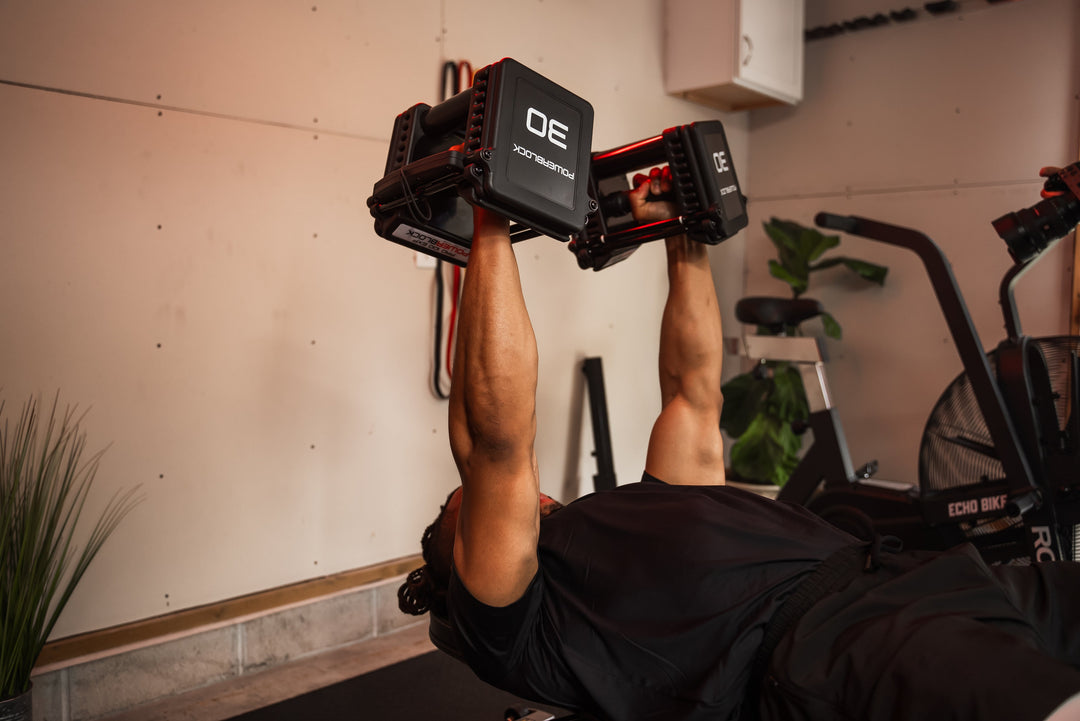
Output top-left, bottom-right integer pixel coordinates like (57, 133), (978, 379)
(428, 611), (595, 721)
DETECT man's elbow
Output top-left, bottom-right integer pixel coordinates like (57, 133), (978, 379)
(468, 414), (537, 462)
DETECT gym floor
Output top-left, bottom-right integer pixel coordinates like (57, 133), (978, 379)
(95, 624), (560, 721)
(97, 624), (435, 721)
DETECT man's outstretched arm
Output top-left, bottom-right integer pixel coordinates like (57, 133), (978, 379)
(631, 168), (727, 486)
(448, 207), (542, 607)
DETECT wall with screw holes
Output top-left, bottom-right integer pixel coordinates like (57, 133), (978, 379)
(743, 0), (1080, 486)
(0, 1), (747, 638)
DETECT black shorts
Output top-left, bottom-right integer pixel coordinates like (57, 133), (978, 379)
(761, 544), (1080, 721)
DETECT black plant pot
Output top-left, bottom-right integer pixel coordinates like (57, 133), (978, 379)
(0, 685), (32, 721)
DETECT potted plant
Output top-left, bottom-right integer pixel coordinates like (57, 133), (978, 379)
(1, 395), (141, 717)
(720, 218), (888, 488)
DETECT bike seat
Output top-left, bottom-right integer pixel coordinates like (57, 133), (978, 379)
(736, 297), (825, 332)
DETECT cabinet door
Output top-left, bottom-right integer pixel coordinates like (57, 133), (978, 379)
(663, 0), (739, 97)
(736, 0), (804, 104)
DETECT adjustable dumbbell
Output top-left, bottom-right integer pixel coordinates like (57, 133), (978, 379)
(570, 121), (749, 271)
(367, 58), (596, 266)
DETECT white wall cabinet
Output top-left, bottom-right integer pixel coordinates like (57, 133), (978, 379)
(664, 0), (804, 111)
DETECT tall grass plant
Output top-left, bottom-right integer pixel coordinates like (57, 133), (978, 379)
(0, 395), (141, 698)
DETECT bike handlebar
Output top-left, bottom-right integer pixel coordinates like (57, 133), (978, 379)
(814, 213), (1040, 499)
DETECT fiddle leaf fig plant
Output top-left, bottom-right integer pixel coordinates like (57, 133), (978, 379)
(721, 363), (807, 486)
(721, 218), (888, 486)
(764, 217), (888, 340)
(1, 395), (142, 699)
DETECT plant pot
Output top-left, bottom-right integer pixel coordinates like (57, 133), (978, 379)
(0, 685), (32, 721)
(727, 479), (781, 500)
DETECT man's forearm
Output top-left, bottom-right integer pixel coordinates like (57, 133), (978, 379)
(447, 208), (542, 606)
(658, 234), (724, 410)
(449, 210), (539, 464)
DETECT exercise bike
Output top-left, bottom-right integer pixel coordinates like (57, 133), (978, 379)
(736, 162), (1080, 565)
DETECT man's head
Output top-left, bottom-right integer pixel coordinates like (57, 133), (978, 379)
(397, 486), (563, 617)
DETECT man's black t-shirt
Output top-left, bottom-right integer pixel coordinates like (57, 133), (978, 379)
(447, 478), (858, 720)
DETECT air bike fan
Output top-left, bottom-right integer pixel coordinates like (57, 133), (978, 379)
(367, 58), (595, 266)
(920, 160), (1080, 563)
(920, 336), (1080, 561)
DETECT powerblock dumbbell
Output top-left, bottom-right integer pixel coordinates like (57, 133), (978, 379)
(367, 58), (596, 266)
(569, 120), (749, 270)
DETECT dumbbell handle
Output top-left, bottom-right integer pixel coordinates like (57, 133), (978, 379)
(599, 189), (675, 217)
(422, 88), (474, 137)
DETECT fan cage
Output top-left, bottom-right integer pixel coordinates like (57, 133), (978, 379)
(918, 335), (1080, 561)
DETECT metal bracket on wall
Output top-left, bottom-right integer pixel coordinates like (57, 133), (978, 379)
(804, 1), (1017, 42)
(582, 357), (617, 492)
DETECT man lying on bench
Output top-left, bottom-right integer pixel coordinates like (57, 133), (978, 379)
(399, 167), (1080, 721)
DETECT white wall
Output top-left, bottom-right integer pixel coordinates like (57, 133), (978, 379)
(0, 1), (745, 638)
(744, 0), (1079, 485)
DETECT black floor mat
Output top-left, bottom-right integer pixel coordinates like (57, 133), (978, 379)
(226, 651), (568, 721)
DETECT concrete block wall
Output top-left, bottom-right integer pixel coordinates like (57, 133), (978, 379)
(30, 574), (422, 721)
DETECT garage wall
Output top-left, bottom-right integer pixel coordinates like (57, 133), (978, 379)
(11, 0), (1073, 645)
(744, 0), (1080, 486)
(0, 1), (745, 638)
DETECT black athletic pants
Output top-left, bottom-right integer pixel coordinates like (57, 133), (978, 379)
(759, 544), (1080, 721)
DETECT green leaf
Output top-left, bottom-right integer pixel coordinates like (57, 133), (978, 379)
(763, 220), (809, 278)
(729, 414), (803, 486)
(767, 260), (807, 296)
(768, 364), (810, 421)
(720, 371), (770, 438)
(840, 258), (888, 285)
(0, 395), (142, 697)
(764, 219), (848, 297)
(808, 256), (889, 286)
(807, 257), (845, 271)
(724, 362), (808, 486)
(801, 227), (840, 263)
(821, 311), (842, 339)
(763, 218), (798, 253)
